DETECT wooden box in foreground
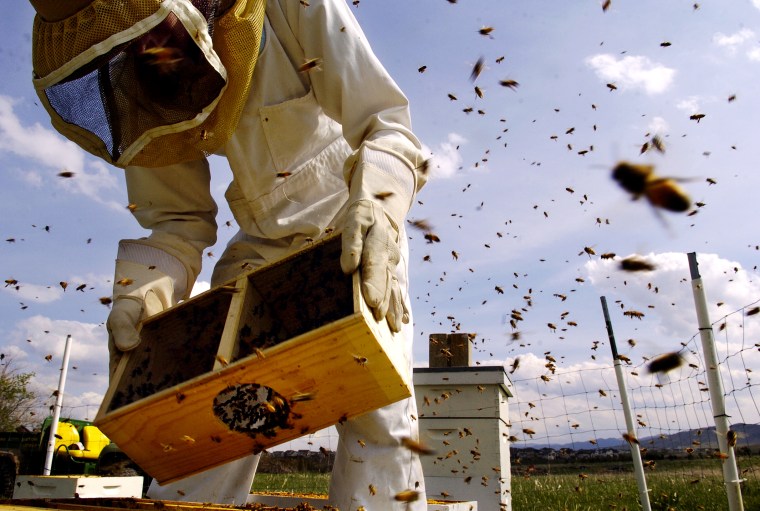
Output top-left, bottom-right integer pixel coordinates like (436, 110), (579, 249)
(94, 236), (410, 484)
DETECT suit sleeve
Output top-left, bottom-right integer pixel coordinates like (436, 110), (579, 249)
(279, 0), (428, 196)
(120, 157), (218, 299)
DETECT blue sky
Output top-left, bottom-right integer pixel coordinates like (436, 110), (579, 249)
(2, 0), (760, 447)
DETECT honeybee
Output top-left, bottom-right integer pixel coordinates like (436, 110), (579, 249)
(646, 351), (684, 374)
(469, 57), (486, 82)
(140, 46), (185, 73)
(620, 255), (656, 272)
(612, 162), (691, 213)
(622, 432), (639, 445)
(298, 57), (322, 73)
(401, 437), (436, 455)
(394, 490), (420, 502)
(373, 191), (394, 201)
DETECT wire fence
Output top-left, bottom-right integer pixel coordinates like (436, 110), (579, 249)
(506, 297), (760, 508)
(42, 294), (760, 508)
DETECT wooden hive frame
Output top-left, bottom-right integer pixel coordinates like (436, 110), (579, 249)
(94, 235), (411, 484)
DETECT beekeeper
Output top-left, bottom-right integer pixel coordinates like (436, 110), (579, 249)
(30, 0), (428, 509)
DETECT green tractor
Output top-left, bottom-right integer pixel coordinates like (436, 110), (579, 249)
(0, 417), (148, 498)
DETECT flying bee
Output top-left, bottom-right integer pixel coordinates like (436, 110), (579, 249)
(470, 57), (485, 82)
(289, 391), (315, 402)
(139, 46), (185, 73)
(499, 79), (519, 90)
(394, 490), (420, 502)
(298, 57), (322, 73)
(373, 191), (394, 201)
(647, 351), (684, 374)
(401, 437), (436, 455)
(620, 255), (657, 272)
(612, 162), (691, 213)
(622, 432), (639, 445)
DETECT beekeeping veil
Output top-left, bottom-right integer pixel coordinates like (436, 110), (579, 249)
(31, 0), (265, 168)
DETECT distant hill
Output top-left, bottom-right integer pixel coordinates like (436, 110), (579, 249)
(521, 423), (760, 452)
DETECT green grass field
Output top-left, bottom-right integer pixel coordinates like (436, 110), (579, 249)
(250, 459), (760, 510)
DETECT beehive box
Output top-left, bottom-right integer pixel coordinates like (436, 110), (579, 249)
(12, 476), (143, 499)
(94, 235), (411, 484)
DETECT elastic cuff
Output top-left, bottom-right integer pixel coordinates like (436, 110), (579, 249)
(117, 241), (188, 301)
(360, 146), (415, 198)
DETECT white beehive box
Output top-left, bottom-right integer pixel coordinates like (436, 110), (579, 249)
(414, 366), (512, 510)
(12, 476), (143, 499)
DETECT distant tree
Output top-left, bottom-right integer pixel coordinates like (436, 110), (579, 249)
(0, 354), (39, 431)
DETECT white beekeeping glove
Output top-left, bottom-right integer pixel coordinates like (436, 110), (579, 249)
(106, 260), (175, 378)
(341, 148), (415, 333)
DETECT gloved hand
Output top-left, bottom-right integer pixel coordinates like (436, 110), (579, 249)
(341, 156), (414, 333)
(106, 260), (175, 378)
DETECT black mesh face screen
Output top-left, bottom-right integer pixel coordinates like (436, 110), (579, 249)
(44, 7), (225, 163)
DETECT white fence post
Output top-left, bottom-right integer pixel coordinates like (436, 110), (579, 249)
(600, 296), (652, 511)
(687, 252), (744, 511)
(43, 334), (73, 475)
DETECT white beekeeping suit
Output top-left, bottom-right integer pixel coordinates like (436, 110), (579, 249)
(31, 0), (428, 509)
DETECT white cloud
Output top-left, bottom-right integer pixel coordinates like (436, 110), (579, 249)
(4, 315), (110, 419)
(675, 96), (702, 114)
(754, 0), (760, 10)
(585, 252), (760, 349)
(17, 168), (43, 187)
(0, 96), (86, 172)
(647, 116), (669, 135)
(9, 315), (108, 366)
(713, 28), (756, 54)
(0, 95), (125, 211)
(422, 133), (466, 180)
(1, 282), (63, 304)
(747, 46), (760, 61)
(585, 54), (676, 95)
(191, 280), (211, 297)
